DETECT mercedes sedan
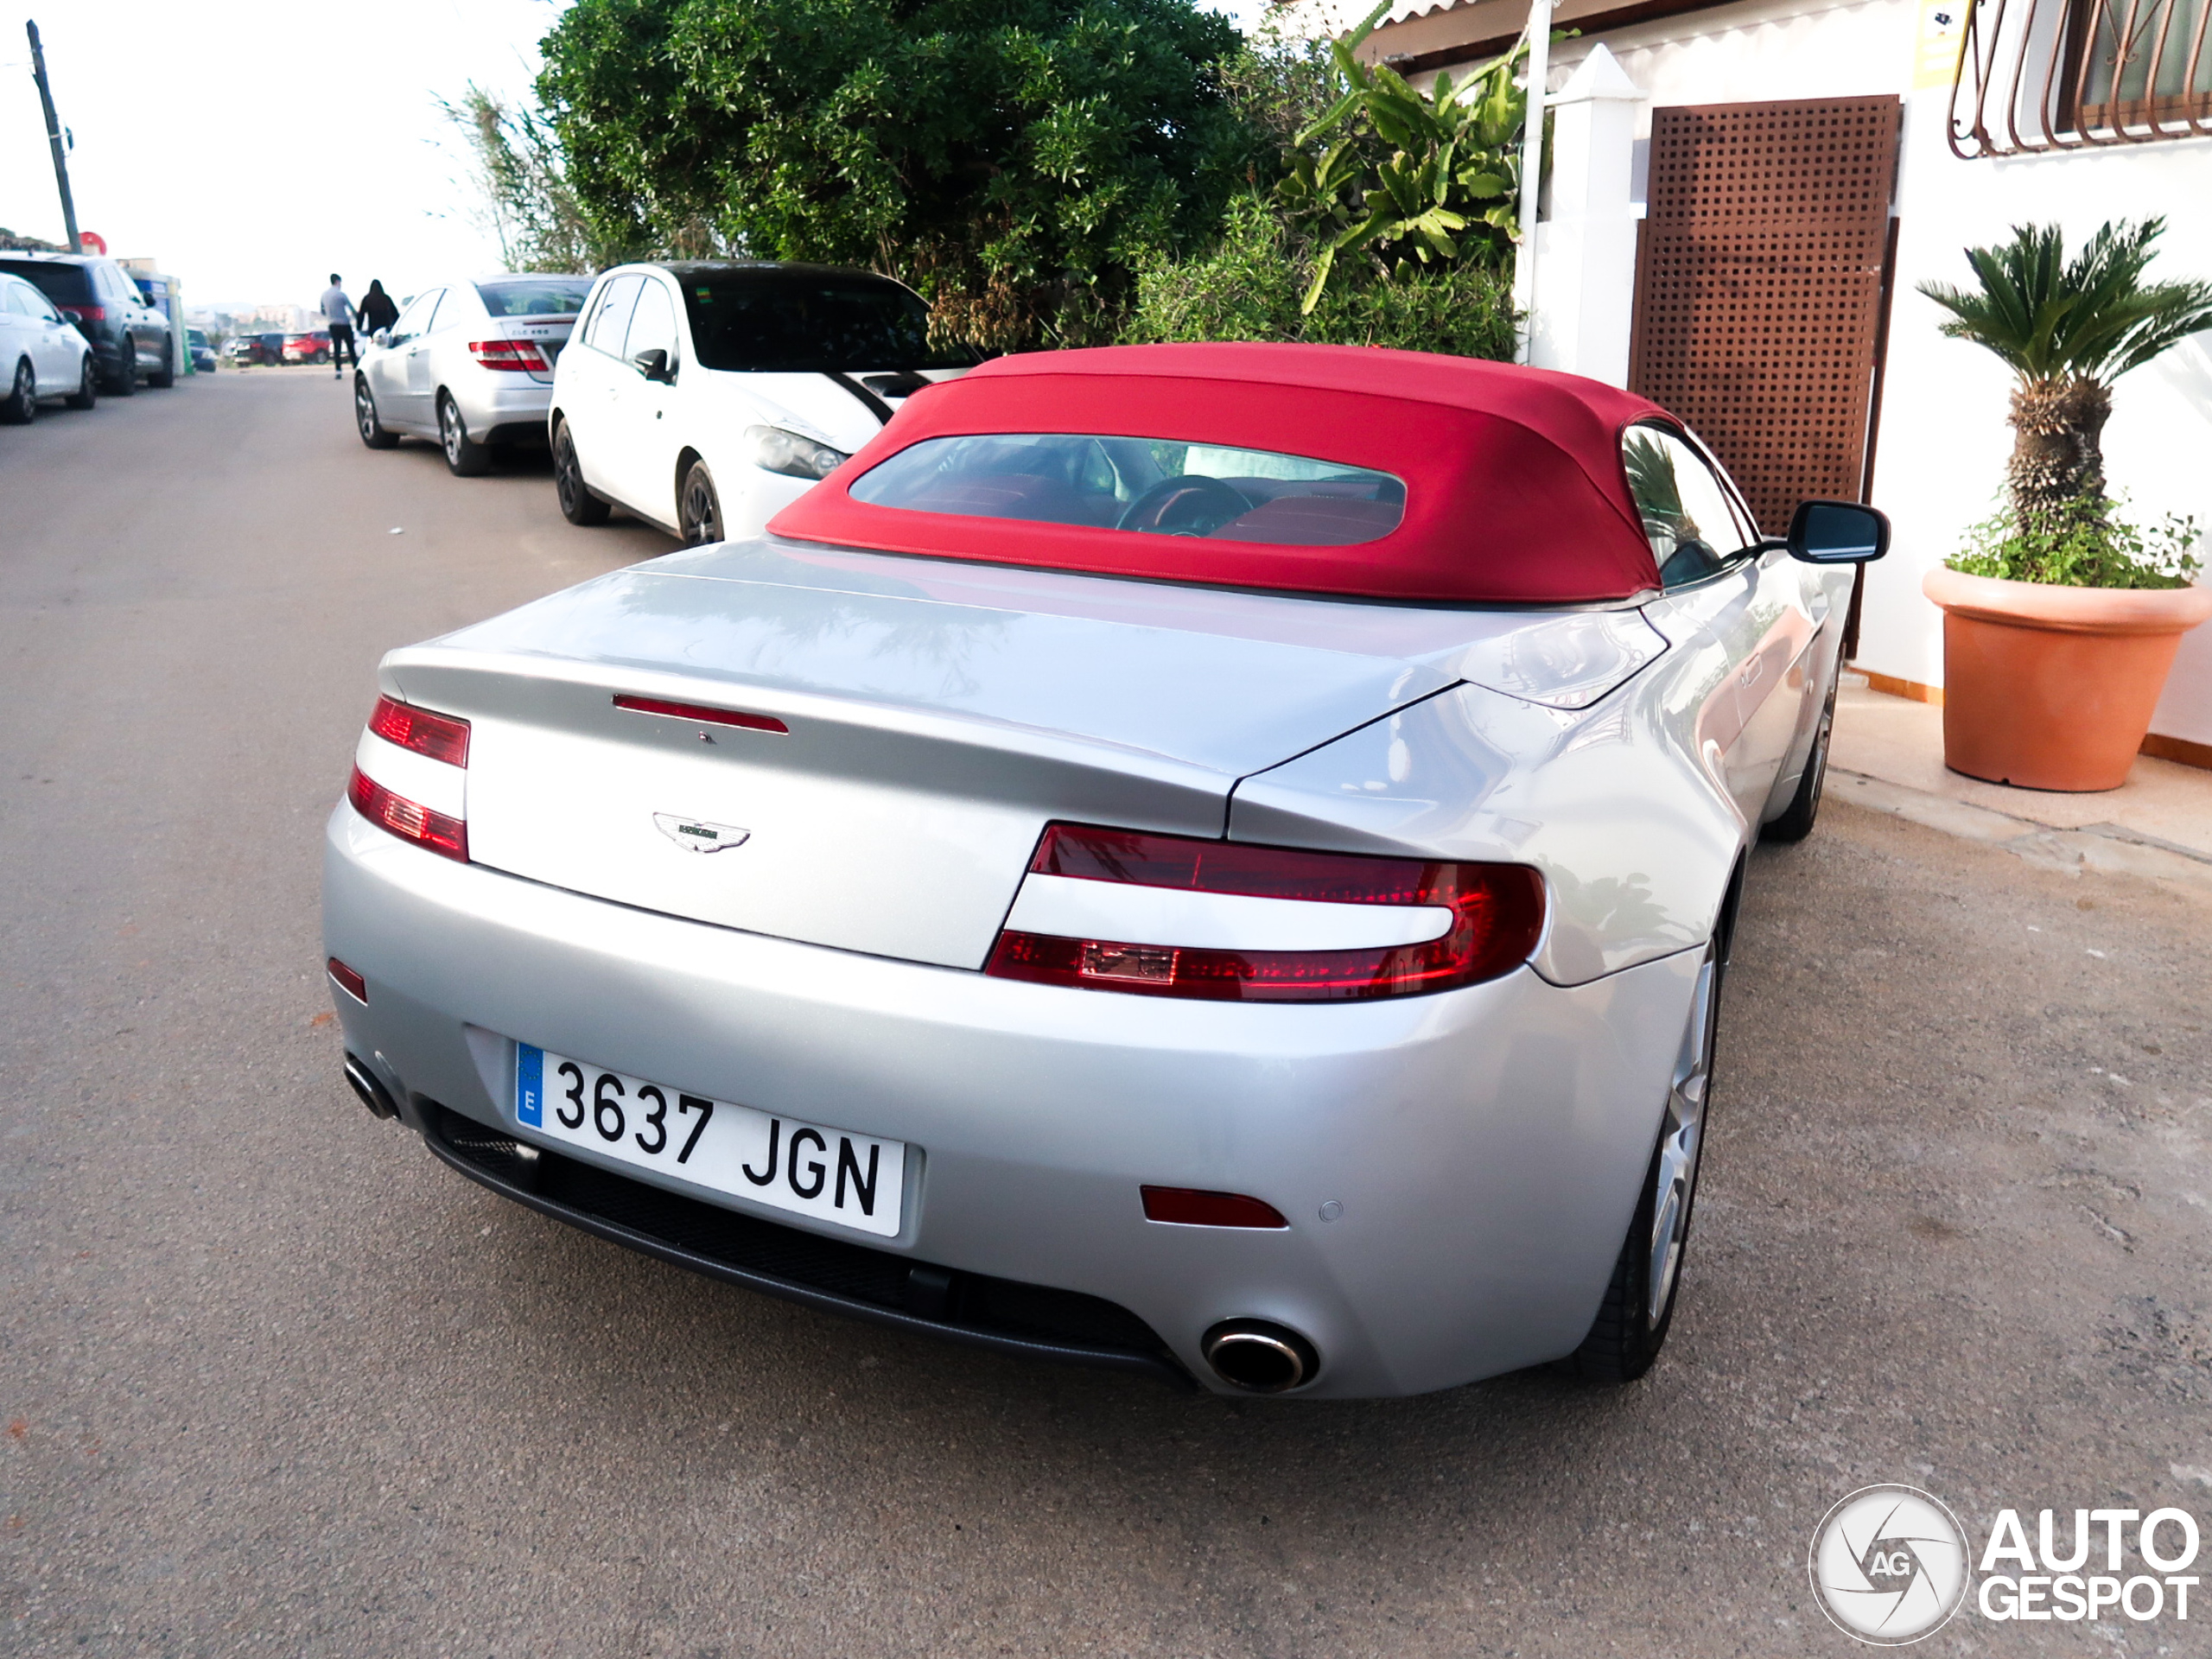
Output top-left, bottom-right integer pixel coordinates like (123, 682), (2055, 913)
(322, 344), (1885, 1398)
(354, 274), (594, 474)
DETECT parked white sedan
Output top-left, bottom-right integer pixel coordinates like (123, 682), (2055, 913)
(549, 261), (973, 543)
(0, 270), (96, 420)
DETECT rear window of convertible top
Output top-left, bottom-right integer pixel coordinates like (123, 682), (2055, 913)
(846, 434), (1407, 548)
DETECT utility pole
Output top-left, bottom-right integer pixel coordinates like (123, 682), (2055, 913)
(27, 20), (81, 253)
(1511, 0), (1553, 365)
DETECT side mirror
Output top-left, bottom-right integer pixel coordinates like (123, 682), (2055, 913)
(631, 346), (674, 383)
(1787, 499), (1890, 563)
(372, 329), (391, 347)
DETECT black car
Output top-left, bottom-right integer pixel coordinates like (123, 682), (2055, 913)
(0, 252), (173, 394)
(188, 329), (217, 373)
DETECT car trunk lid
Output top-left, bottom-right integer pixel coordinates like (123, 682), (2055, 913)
(378, 539), (1654, 970)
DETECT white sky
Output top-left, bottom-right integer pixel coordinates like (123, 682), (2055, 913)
(0, 0), (1271, 313)
(0, 0), (568, 309)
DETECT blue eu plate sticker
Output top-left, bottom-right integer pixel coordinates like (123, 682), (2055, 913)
(516, 1043), (544, 1128)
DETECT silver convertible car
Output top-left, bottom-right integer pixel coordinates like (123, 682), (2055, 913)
(323, 345), (1885, 1398)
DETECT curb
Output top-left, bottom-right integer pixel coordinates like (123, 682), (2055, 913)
(1829, 770), (2212, 896)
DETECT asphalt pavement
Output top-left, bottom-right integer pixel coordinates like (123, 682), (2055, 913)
(5, 367), (2211, 1656)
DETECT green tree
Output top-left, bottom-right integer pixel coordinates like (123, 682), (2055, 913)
(444, 86), (627, 273)
(1918, 219), (2212, 546)
(1122, 193), (1514, 357)
(535, 0), (1257, 351)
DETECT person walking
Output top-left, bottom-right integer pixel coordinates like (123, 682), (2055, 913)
(320, 273), (357, 378)
(356, 278), (399, 341)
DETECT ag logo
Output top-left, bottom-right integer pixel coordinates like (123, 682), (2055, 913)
(1808, 1485), (1970, 1644)
(653, 813), (750, 853)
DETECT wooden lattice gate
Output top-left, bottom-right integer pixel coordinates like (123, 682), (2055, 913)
(1628, 96), (1904, 535)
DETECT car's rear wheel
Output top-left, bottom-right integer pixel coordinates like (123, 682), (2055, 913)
(553, 418), (610, 525)
(1760, 671), (1838, 843)
(1567, 938), (1720, 1384)
(678, 460), (722, 545)
(354, 375), (397, 449)
(148, 334), (175, 389)
(0, 358), (35, 423)
(439, 392), (492, 476)
(106, 335), (137, 397)
(65, 354), (96, 410)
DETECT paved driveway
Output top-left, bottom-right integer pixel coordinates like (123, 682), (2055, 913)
(3, 373), (2209, 1655)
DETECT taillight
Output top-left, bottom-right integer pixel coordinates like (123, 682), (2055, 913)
(369, 694), (470, 765)
(349, 767), (467, 860)
(349, 695), (471, 860)
(467, 339), (550, 372)
(60, 304), (105, 323)
(984, 824), (1545, 1002)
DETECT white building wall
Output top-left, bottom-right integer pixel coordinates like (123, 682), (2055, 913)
(1520, 0), (2212, 745)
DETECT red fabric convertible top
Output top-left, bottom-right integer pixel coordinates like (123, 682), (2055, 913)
(767, 343), (1673, 604)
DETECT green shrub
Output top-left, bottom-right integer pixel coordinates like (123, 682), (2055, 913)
(1947, 495), (2202, 590)
(1122, 195), (1515, 358)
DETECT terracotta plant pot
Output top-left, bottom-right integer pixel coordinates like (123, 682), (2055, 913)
(1923, 566), (2212, 791)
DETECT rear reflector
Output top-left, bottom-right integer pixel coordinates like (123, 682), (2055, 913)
(349, 766), (467, 861)
(467, 339), (550, 372)
(613, 694), (789, 734)
(984, 823), (1545, 1002)
(327, 957), (368, 1002)
(368, 695), (471, 766)
(1141, 1186), (1288, 1229)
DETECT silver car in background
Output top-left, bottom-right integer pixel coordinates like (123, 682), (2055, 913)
(354, 274), (594, 474)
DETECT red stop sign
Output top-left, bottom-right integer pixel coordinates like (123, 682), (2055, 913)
(79, 230), (108, 255)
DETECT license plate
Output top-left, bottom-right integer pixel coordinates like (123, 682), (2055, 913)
(515, 1045), (906, 1238)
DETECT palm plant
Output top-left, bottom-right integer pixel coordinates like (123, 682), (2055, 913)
(1917, 219), (2212, 545)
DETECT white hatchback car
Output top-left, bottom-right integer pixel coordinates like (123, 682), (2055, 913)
(550, 261), (973, 543)
(0, 270), (96, 421)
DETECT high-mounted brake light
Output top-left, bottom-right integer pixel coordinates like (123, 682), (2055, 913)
(349, 766), (467, 860)
(467, 339), (550, 372)
(985, 824), (1546, 1002)
(613, 694), (789, 734)
(368, 694), (471, 766)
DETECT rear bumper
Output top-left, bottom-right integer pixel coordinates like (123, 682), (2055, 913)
(322, 804), (1702, 1397)
(448, 374), (553, 442)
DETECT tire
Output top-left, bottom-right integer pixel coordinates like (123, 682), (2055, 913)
(0, 358), (35, 424)
(148, 334), (175, 388)
(1567, 939), (1721, 1384)
(1760, 671), (1839, 844)
(678, 459), (723, 545)
(354, 375), (398, 449)
(106, 335), (137, 396)
(553, 418), (609, 525)
(64, 354), (96, 410)
(438, 392), (492, 476)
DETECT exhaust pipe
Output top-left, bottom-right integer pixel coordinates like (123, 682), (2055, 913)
(1202, 1319), (1319, 1394)
(343, 1053), (399, 1121)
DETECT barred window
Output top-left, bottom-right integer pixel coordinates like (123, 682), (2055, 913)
(1948, 0), (2212, 155)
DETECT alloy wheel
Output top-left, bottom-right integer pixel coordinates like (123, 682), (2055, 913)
(3, 359), (34, 423)
(680, 463), (721, 545)
(356, 379), (378, 441)
(1646, 944), (1719, 1324)
(440, 398), (461, 465)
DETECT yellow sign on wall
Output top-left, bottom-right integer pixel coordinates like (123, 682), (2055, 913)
(1913, 0), (1968, 90)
